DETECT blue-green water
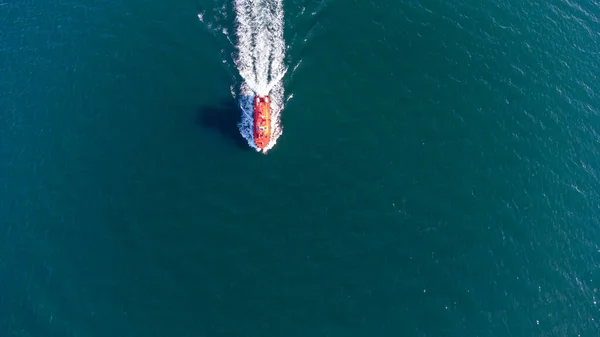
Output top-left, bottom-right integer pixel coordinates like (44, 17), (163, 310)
(2, 0), (600, 336)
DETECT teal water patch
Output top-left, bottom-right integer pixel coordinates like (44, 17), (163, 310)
(1, 0), (600, 336)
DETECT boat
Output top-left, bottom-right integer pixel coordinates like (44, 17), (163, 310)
(253, 95), (271, 150)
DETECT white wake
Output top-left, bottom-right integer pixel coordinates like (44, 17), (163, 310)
(233, 0), (287, 153)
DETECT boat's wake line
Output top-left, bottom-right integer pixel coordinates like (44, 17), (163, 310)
(234, 0), (286, 153)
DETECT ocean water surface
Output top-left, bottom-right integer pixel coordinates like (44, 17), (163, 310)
(1, 0), (600, 336)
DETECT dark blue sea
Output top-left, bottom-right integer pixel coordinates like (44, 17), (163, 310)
(1, 0), (600, 336)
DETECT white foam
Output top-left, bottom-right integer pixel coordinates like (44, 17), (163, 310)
(233, 0), (287, 153)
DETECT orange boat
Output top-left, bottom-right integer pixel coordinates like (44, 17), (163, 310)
(253, 95), (271, 150)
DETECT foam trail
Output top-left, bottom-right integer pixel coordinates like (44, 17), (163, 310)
(233, 0), (257, 89)
(234, 0), (287, 153)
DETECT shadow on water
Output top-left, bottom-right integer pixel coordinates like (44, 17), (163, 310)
(195, 97), (252, 150)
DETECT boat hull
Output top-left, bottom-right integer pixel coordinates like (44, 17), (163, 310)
(253, 95), (271, 150)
